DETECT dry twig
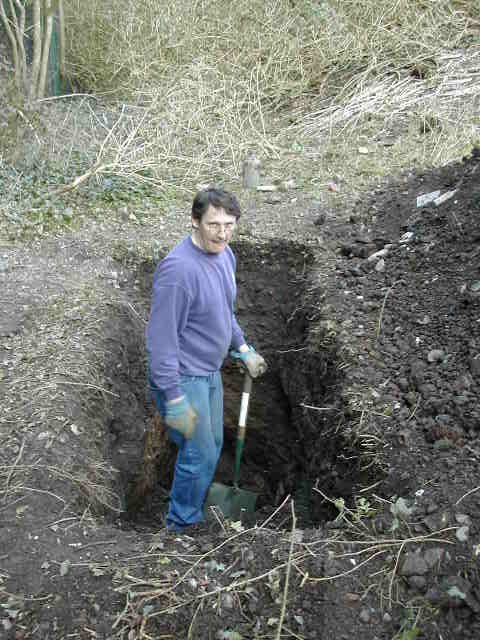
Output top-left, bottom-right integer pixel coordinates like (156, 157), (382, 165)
(276, 501), (297, 640)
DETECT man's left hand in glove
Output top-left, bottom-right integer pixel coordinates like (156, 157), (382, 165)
(230, 344), (268, 378)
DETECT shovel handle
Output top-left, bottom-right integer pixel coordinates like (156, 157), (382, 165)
(238, 373), (252, 430)
(234, 373), (252, 486)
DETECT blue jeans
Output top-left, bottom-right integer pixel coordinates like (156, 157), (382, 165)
(150, 372), (223, 530)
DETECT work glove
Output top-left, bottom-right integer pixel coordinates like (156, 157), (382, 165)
(230, 345), (268, 378)
(164, 397), (197, 439)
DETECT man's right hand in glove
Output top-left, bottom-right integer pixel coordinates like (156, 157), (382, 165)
(164, 396), (197, 439)
(230, 345), (268, 378)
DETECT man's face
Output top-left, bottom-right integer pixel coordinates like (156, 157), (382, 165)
(192, 205), (237, 254)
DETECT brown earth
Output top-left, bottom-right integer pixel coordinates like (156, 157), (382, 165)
(1, 149), (480, 640)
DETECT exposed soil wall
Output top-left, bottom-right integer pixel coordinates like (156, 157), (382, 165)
(1, 151), (480, 640)
(112, 240), (361, 527)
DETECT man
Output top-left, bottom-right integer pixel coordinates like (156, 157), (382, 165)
(146, 187), (267, 531)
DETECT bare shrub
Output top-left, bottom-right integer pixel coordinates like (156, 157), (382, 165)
(4, 1), (474, 196)
(64, 0), (471, 100)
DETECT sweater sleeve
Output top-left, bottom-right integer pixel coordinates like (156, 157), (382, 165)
(231, 313), (246, 350)
(228, 249), (246, 349)
(146, 263), (191, 401)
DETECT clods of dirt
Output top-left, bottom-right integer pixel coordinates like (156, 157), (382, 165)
(1, 150), (480, 639)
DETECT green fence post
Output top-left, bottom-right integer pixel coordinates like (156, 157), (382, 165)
(48, 11), (62, 95)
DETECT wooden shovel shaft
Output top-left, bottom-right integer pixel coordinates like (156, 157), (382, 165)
(234, 373), (252, 485)
(238, 373), (252, 430)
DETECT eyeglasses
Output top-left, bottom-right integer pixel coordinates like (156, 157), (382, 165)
(205, 222), (236, 232)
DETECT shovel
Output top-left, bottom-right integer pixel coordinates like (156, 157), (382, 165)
(204, 372), (257, 520)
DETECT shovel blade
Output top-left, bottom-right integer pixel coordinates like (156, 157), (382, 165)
(204, 481), (257, 520)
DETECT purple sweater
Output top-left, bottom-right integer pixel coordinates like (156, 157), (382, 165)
(146, 236), (246, 400)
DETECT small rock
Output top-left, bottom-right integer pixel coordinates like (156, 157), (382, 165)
(2, 618), (12, 632)
(0, 318), (23, 337)
(416, 191), (440, 207)
(427, 349), (445, 363)
(410, 359), (427, 387)
(399, 232), (414, 243)
(455, 513), (472, 526)
(434, 438), (454, 451)
(358, 146), (369, 155)
(444, 579), (470, 608)
(352, 243), (375, 258)
(390, 497), (415, 521)
(324, 558), (343, 577)
(399, 553), (428, 577)
(359, 608), (371, 623)
(408, 575), (427, 591)
(314, 213), (326, 226)
(444, 577), (480, 612)
(425, 501), (439, 515)
(327, 181), (339, 192)
(424, 547), (445, 569)
(349, 265), (364, 278)
(383, 612), (392, 623)
(265, 194), (282, 205)
(279, 178), (296, 191)
(433, 190), (457, 207)
(425, 586), (443, 605)
(367, 248), (389, 262)
(404, 392), (418, 407)
(470, 356), (480, 376)
(221, 593), (234, 609)
(423, 512), (450, 531)
(60, 559), (71, 576)
(375, 258), (385, 272)
(396, 429), (410, 446)
(339, 243), (353, 256)
(360, 259), (375, 273)
(456, 526), (470, 542)
(345, 592), (361, 602)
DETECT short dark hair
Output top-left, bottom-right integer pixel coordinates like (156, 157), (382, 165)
(192, 187), (241, 221)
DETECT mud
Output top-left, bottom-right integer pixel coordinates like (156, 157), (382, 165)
(1, 150), (480, 640)
(114, 240), (353, 527)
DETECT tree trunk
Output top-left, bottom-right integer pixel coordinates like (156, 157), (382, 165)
(11, 0), (27, 89)
(58, 0), (66, 87)
(37, 0), (54, 99)
(0, 0), (21, 89)
(29, 0), (42, 100)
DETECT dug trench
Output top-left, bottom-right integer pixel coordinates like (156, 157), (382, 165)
(107, 239), (370, 530)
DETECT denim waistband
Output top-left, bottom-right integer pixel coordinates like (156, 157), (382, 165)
(180, 370), (221, 384)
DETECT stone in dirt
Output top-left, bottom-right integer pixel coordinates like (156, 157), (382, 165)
(427, 349), (446, 363)
(408, 575), (427, 591)
(399, 553), (429, 577)
(434, 190), (457, 206)
(416, 190), (441, 207)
